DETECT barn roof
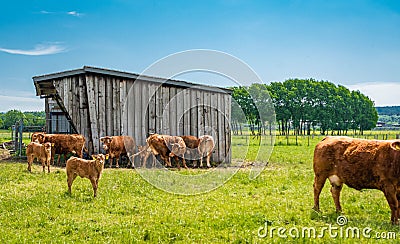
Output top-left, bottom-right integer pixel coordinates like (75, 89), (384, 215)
(33, 66), (232, 97)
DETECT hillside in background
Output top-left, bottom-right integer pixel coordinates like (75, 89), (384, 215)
(376, 106), (400, 115)
(376, 106), (400, 125)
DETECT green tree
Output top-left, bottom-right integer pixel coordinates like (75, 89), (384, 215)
(2, 110), (24, 130)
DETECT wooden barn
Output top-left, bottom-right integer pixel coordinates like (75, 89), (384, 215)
(33, 66), (232, 163)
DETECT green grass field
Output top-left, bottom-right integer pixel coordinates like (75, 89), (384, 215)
(1, 133), (400, 242)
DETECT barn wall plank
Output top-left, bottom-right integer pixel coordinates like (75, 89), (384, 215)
(134, 81), (142, 143)
(79, 75), (91, 153)
(224, 94), (232, 164)
(197, 90), (204, 136)
(155, 86), (163, 134)
(210, 92), (219, 162)
(183, 89), (191, 135)
(86, 74), (99, 153)
(148, 83), (157, 137)
(140, 81), (149, 145)
(169, 87), (177, 136)
(162, 86), (170, 135)
(105, 77), (113, 137)
(98, 76), (106, 138)
(176, 88), (184, 135)
(126, 80), (135, 140)
(119, 79), (127, 135)
(112, 78), (119, 135)
(190, 89), (198, 137)
(218, 93), (226, 162)
(73, 76), (80, 133)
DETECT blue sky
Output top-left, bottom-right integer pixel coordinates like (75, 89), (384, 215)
(0, 0), (399, 111)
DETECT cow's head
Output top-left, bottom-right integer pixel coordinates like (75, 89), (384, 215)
(100, 136), (113, 151)
(169, 143), (185, 157)
(390, 141), (400, 151)
(92, 154), (106, 166)
(43, 142), (52, 155)
(32, 132), (45, 143)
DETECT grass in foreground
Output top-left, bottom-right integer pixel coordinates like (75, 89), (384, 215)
(1, 150), (400, 243)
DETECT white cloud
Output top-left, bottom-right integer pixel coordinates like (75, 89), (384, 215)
(346, 82), (400, 107)
(39, 10), (84, 17)
(0, 95), (44, 112)
(0, 44), (66, 56)
(67, 11), (84, 17)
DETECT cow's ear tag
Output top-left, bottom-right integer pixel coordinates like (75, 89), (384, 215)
(52, 143), (55, 147)
(106, 155), (109, 160)
(92, 156), (96, 160)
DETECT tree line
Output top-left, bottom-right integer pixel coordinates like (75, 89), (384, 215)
(0, 110), (46, 130)
(231, 79), (378, 136)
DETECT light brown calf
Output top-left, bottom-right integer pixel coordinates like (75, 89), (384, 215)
(198, 135), (215, 168)
(66, 154), (106, 197)
(132, 145), (156, 168)
(26, 142), (52, 173)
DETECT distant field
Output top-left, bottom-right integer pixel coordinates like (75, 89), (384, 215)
(1, 133), (400, 242)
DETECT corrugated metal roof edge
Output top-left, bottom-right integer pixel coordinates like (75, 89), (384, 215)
(33, 66), (232, 94)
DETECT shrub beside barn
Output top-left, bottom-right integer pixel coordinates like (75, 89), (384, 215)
(33, 66), (232, 163)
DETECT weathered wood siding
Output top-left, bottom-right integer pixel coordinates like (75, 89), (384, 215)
(50, 74), (231, 163)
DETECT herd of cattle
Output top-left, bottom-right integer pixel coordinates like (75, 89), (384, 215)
(25, 132), (400, 224)
(26, 132), (215, 197)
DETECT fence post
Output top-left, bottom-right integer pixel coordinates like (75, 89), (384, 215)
(19, 119), (24, 157)
(14, 122), (19, 155)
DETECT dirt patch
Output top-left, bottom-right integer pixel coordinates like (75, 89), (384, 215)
(0, 149), (11, 160)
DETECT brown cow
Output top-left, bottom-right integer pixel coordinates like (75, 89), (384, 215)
(100, 136), (136, 168)
(180, 135), (201, 167)
(146, 134), (188, 169)
(31, 132), (85, 166)
(26, 142), (52, 173)
(198, 135), (215, 168)
(66, 154), (106, 197)
(180, 135), (214, 168)
(132, 145), (156, 168)
(313, 136), (400, 224)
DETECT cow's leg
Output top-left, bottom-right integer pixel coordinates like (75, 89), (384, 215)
(57, 154), (62, 166)
(51, 148), (55, 165)
(383, 184), (399, 224)
(47, 159), (50, 173)
(90, 177), (98, 197)
(206, 151), (212, 168)
(41, 159), (45, 173)
(67, 173), (77, 195)
(174, 156), (181, 170)
(330, 183), (343, 213)
(181, 155), (188, 169)
(27, 156), (32, 172)
(109, 156), (113, 168)
(162, 155), (171, 167)
(115, 155), (120, 168)
(396, 193), (400, 220)
(143, 153), (149, 168)
(199, 151), (204, 168)
(312, 174), (328, 212)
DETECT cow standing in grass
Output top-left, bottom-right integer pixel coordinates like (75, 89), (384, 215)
(26, 142), (52, 173)
(198, 135), (215, 168)
(66, 154), (106, 197)
(100, 136), (136, 168)
(313, 136), (400, 224)
(31, 132), (85, 166)
(180, 135), (215, 168)
(146, 134), (188, 169)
